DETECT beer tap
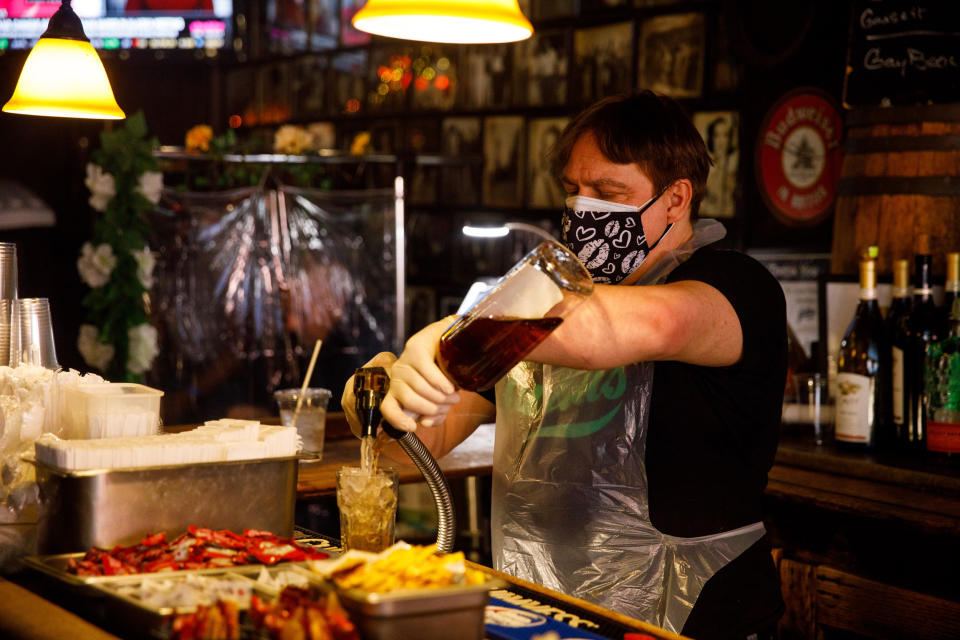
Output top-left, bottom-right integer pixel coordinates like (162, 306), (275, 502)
(353, 366), (456, 553)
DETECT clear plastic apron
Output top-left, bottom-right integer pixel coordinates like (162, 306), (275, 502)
(490, 220), (766, 634)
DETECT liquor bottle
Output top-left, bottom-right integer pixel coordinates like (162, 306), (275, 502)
(835, 255), (890, 448)
(943, 252), (959, 328)
(926, 298), (960, 458)
(887, 258), (912, 443)
(905, 242), (942, 451)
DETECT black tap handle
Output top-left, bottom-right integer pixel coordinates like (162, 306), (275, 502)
(353, 366), (405, 439)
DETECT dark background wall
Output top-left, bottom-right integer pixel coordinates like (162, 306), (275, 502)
(0, 0), (851, 375)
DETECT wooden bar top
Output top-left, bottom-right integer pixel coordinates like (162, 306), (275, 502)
(297, 421), (495, 498)
(0, 577), (120, 640)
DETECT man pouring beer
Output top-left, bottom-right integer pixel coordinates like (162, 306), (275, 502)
(343, 92), (787, 640)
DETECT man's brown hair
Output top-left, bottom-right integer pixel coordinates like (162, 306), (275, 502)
(550, 91), (712, 220)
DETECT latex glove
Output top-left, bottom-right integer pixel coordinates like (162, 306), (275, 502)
(381, 316), (461, 433)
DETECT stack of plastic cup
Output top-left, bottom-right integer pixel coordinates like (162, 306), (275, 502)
(11, 297), (57, 369)
(0, 243), (17, 366)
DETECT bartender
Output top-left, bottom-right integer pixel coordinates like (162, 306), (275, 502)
(343, 91), (786, 640)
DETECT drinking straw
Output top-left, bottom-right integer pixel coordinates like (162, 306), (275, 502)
(291, 339), (322, 429)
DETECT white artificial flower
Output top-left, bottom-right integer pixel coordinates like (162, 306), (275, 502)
(77, 324), (115, 372)
(76, 242), (117, 288)
(132, 247), (156, 289)
(127, 323), (159, 374)
(137, 171), (163, 205)
(84, 163), (115, 212)
(273, 125), (313, 155)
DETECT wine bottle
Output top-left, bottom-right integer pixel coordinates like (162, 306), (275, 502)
(835, 255), (890, 448)
(905, 245), (942, 451)
(926, 297), (960, 458)
(887, 258), (912, 443)
(943, 251), (959, 327)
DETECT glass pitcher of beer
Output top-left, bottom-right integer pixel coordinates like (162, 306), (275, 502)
(438, 241), (593, 392)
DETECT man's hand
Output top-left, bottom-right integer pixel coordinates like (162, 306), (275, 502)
(341, 317), (461, 436)
(380, 317), (461, 432)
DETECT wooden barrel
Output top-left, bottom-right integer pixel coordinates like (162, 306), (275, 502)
(831, 104), (960, 276)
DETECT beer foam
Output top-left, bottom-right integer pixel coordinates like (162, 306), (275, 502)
(486, 263), (563, 318)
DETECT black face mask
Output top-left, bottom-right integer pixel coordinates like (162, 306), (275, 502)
(561, 191), (672, 284)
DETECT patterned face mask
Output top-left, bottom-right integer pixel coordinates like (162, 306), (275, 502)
(561, 190), (673, 284)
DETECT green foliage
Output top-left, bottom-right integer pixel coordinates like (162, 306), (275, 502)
(81, 111), (158, 382)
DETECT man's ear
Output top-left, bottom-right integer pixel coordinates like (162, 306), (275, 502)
(664, 179), (694, 223)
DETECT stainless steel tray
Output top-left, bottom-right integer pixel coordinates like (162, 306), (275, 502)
(22, 552), (269, 586)
(28, 456), (298, 554)
(337, 577), (507, 640)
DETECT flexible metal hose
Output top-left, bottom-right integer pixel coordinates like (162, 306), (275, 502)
(396, 432), (456, 554)
(353, 366), (457, 554)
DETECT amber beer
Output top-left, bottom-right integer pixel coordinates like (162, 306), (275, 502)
(438, 315), (563, 391)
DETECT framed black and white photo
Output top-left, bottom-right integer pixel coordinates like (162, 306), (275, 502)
(462, 44), (514, 109)
(441, 117), (483, 206)
(574, 22), (633, 104)
(483, 116), (525, 208)
(329, 50), (367, 115)
(528, 0), (578, 20)
(409, 44), (459, 111)
(637, 12), (705, 98)
(693, 111), (739, 218)
(311, 0), (339, 50)
(512, 30), (569, 107)
(527, 117), (569, 209)
(292, 55), (329, 119)
(339, 0), (371, 47)
(405, 286), (437, 338)
(406, 118), (441, 205)
(366, 44), (412, 113)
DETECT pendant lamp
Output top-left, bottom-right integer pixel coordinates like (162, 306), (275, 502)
(3, 0), (125, 119)
(352, 0), (533, 44)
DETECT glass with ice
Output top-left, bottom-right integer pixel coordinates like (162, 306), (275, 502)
(336, 466), (399, 552)
(274, 387), (331, 459)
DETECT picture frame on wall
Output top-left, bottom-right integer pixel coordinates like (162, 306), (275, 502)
(637, 12), (705, 99)
(329, 50), (367, 115)
(405, 286), (437, 338)
(693, 111), (739, 218)
(406, 118), (441, 205)
(292, 55), (329, 120)
(527, 117), (570, 209)
(441, 117), (483, 206)
(483, 116), (525, 208)
(581, 0), (630, 11)
(527, 0), (578, 20)
(311, 0), (339, 50)
(512, 29), (569, 107)
(574, 22), (633, 104)
(340, 0), (371, 47)
(462, 44), (514, 109)
(366, 43), (412, 113)
(409, 44), (459, 112)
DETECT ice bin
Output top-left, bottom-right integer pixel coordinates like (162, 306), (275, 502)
(31, 456), (297, 554)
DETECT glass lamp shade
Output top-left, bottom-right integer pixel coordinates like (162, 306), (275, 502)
(352, 0), (533, 44)
(3, 37), (125, 119)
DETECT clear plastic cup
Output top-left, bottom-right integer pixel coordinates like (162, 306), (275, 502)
(274, 387), (331, 458)
(11, 297), (57, 369)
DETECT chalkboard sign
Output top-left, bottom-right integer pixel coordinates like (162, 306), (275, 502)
(843, 1), (960, 108)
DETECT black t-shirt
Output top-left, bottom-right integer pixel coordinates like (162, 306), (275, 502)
(647, 248), (786, 639)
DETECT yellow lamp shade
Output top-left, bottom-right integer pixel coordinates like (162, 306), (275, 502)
(3, 37), (125, 119)
(352, 0), (533, 44)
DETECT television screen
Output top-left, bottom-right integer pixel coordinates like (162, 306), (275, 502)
(0, 0), (233, 51)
